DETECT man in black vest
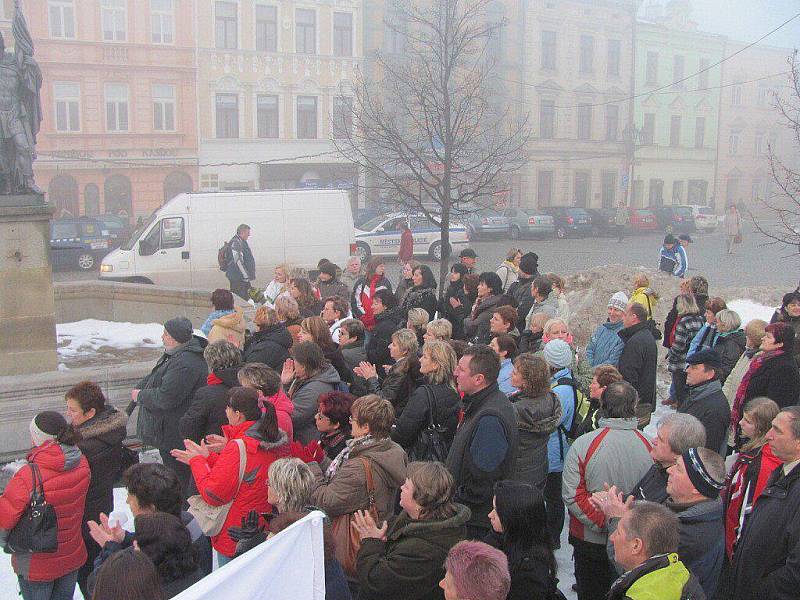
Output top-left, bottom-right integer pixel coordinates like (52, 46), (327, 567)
(446, 345), (519, 539)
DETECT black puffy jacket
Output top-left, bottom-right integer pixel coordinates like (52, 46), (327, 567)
(242, 324), (293, 371)
(179, 366), (241, 443)
(391, 382), (461, 450)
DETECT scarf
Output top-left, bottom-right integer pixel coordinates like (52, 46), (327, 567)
(731, 349), (784, 447)
(320, 429), (347, 453)
(207, 372), (223, 385)
(359, 275), (382, 329)
(325, 434), (373, 479)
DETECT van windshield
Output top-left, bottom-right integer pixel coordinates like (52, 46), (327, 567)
(121, 214), (156, 250)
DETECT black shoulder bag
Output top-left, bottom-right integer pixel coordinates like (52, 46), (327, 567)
(5, 464), (58, 554)
(408, 386), (450, 463)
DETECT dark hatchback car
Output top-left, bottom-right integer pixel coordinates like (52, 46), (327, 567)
(540, 206), (593, 238)
(50, 217), (111, 271)
(93, 213), (132, 248)
(586, 208), (617, 236)
(654, 206), (696, 234)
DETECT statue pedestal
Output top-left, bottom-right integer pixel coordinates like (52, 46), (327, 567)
(0, 197), (58, 375)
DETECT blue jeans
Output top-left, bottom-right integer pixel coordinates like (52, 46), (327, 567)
(18, 570), (78, 600)
(216, 550), (233, 569)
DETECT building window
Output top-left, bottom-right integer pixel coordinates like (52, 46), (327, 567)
(256, 95), (279, 138)
(539, 99), (555, 139)
(152, 84), (176, 131)
(601, 171), (616, 208)
(688, 180), (708, 204)
(53, 82), (80, 132)
(757, 84), (769, 106)
(101, 0), (127, 42)
(541, 31), (556, 70)
(672, 55), (685, 88)
(607, 39), (621, 77)
(649, 179), (664, 206)
(105, 83), (129, 132)
(579, 35), (594, 74)
(731, 85), (742, 106)
(215, 93), (239, 138)
(645, 52), (658, 85)
(333, 12), (353, 57)
(669, 115), (681, 147)
(537, 171), (553, 207)
(49, 0), (75, 39)
(754, 132), (764, 156)
(574, 171), (590, 207)
(150, 0), (174, 44)
(255, 5), (278, 52)
(694, 116), (705, 148)
(384, 10), (405, 55)
(215, 1), (238, 49)
(296, 9), (316, 54)
(297, 96), (317, 139)
(729, 130), (740, 155)
(672, 180), (684, 203)
(641, 113), (655, 145)
(751, 180), (763, 201)
(577, 104), (592, 140)
(605, 104), (619, 141)
(698, 58), (709, 89)
(726, 177), (739, 205)
(332, 96), (353, 139)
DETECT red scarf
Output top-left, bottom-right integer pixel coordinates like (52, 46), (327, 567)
(207, 373), (223, 385)
(359, 274), (382, 330)
(731, 350), (784, 446)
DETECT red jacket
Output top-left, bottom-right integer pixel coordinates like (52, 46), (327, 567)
(267, 389), (294, 442)
(189, 420), (289, 557)
(0, 441), (90, 581)
(398, 228), (414, 262)
(723, 442), (781, 559)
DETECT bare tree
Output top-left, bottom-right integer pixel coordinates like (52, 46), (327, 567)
(750, 50), (800, 259)
(335, 0), (529, 292)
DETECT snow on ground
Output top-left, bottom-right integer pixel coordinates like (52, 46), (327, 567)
(727, 299), (776, 325)
(57, 319), (163, 358)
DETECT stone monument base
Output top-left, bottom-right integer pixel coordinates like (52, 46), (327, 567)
(0, 196), (57, 375)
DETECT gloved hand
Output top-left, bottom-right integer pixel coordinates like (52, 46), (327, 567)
(228, 510), (264, 543)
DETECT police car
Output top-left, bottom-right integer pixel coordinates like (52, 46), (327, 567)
(353, 213), (469, 261)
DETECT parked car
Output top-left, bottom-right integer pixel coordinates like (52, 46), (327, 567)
(540, 206), (593, 238)
(353, 212), (468, 261)
(50, 217), (112, 271)
(629, 208), (658, 232)
(586, 208), (617, 236)
(504, 207), (555, 239)
(94, 213), (133, 247)
(464, 208), (510, 240)
(676, 205), (718, 232)
(653, 205), (696, 234)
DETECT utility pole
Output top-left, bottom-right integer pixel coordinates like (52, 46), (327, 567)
(626, 1), (638, 207)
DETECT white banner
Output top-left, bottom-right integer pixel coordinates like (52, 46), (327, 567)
(172, 511), (327, 600)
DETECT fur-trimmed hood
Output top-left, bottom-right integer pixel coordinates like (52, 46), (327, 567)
(76, 406), (128, 444)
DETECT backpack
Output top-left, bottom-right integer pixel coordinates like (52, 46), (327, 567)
(553, 374), (590, 446)
(217, 240), (232, 271)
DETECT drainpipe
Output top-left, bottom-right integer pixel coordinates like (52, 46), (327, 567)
(712, 34), (727, 212)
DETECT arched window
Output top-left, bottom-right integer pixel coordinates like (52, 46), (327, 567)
(163, 171), (193, 203)
(104, 174), (132, 221)
(48, 174), (79, 217)
(84, 183), (100, 215)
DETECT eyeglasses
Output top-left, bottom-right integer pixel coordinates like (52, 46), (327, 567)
(315, 412), (330, 421)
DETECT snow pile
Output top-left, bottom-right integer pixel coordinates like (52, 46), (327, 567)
(57, 319), (163, 357)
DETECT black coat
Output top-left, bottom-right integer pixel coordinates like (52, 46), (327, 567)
(484, 531), (555, 600)
(391, 383), (461, 450)
(630, 463), (669, 504)
(179, 366), (240, 443)
(136, 336), (208, 452)
(730, 465), (800, 600)
(324, 345), (354, 384)
(716, 330), (747, 384)
(402, 286), (438, 320)
(617, 321), (659, 407)
(440, 282), (470, 340)
(677, 379), (731, 455)
(77, 407), (128, 524)
(366, 358), (421, 416)
(743, 352), (800, 409)
(508, 275), (535, 332)
(242, 324), (293, 371)
(367, 307), (403, 368)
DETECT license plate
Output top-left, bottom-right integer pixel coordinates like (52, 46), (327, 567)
(90, 241), (108, 249)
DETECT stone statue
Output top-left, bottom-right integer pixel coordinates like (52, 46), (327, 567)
(0, 1), (42, 195)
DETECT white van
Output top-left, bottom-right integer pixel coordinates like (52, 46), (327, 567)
(99, 189), (354, 290)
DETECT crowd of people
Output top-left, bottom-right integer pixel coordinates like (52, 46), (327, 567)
(1, 243), (800, 600)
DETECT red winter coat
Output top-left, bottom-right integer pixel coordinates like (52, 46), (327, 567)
(189, 420), (289, 557)
(723, 442), (781, 559)
(267, 389), (295, 442)
(0, 441), (90, 581)
(398, 228), (414, 262)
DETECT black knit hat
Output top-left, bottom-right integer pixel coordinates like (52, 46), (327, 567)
(519, 252), (539, 276)
(682, 448), (725, 499)
(35, 411), (68, 435)
(164, 317), (193, 344)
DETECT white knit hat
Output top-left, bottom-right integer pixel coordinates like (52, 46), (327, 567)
(543, 339), (573, 369)
(608, 291), (629, 312)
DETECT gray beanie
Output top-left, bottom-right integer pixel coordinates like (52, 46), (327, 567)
(164, 317), (193, 344)
(543, 339), (573, 369)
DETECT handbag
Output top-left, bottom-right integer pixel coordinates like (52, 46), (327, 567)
(5, 464), (58, 554)
(187, 439), (246, 537)
(408, 386), (450, 463)
(331, 457), (378, 577)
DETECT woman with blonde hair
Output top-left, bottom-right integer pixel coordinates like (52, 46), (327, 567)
(267, 457), (316, 513)
(298, 316), (353, 384)
(423, 318), (453, 343)
(263, 264), (291, 308)
(545, 273), (570, 323)
(392, 340), (461, 455)
(714, 309), (746, 383)
(630, 273), (658, 320)
(355, 329), (421, 416)
(243, 305), (293, 370)
(406, 307), (430, 346)
(395, 259), (420, 306)
(275, 295), (303, 344)
(723, 319), (767, 409)
(667, 293), (705, 407)
(496, 248), (522, 292)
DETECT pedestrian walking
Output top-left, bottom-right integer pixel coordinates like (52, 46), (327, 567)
(614, 202), (628, 242)
(398, 222), (414, 264)
(726, 204), (743, 254)
(225, 224), (255, 301)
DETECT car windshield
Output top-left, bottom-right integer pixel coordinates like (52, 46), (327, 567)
(674, 207), (693, 217)
(358, 215), (391, 231)
(121, 214), (156, 250)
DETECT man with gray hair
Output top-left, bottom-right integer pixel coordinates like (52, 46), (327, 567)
(729, 406), (800, 600)
(225, 223), (255, 300)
